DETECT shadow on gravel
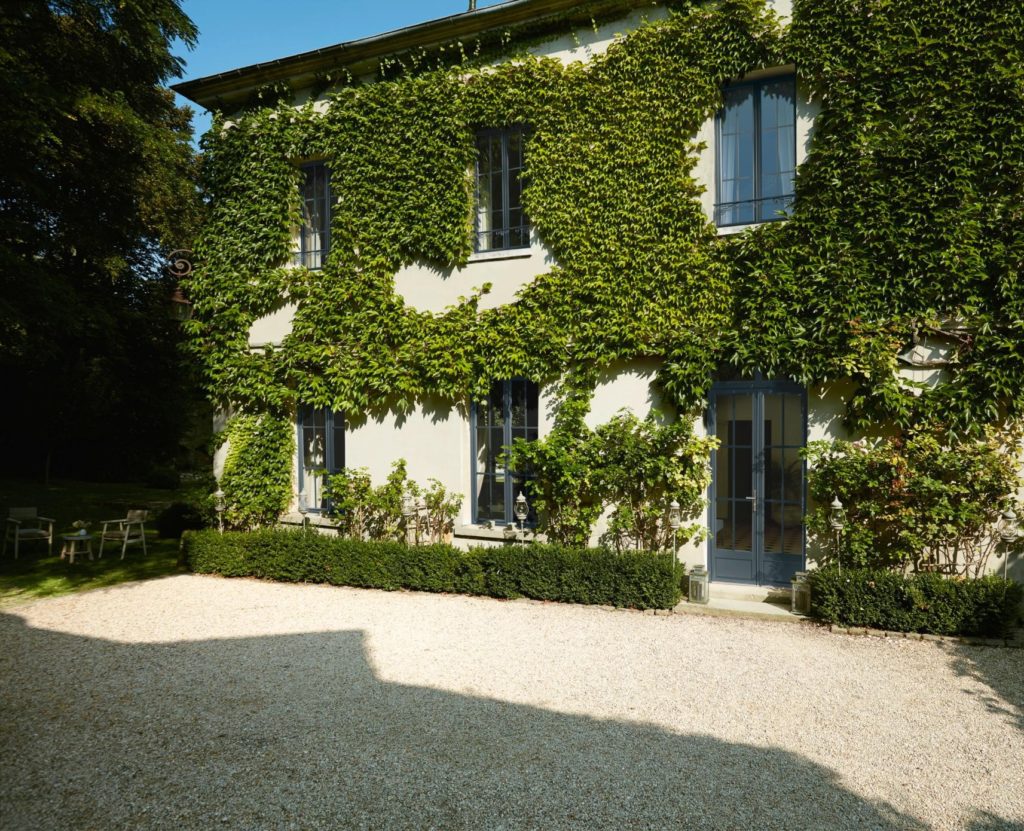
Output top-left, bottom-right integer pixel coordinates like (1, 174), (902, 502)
(0, 611), (986, 830)
(948, 643), (1024, 735)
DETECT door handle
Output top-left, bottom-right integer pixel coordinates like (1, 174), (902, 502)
(745, 490), (758, 512)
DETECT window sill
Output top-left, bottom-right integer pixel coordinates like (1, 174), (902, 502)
(715, 219), (790, 236)
(279, 512), (336, 530)
(467, 247), (534, 264)
(454, 524), (546, 544)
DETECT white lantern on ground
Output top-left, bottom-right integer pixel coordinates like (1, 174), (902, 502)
(791, 571), (811, 615)
(688, 565), (709, 605)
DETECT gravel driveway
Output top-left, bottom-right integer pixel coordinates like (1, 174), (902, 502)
(1, 575), (1022, 831)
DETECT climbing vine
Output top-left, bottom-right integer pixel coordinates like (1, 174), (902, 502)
(186, 0), (1024, 510)
(218, 413), (294, 529)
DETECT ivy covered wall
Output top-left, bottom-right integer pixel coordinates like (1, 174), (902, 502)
(185, 0), (1024, 513)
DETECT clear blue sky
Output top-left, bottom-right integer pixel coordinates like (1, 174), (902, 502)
(174, 0), (507, 141)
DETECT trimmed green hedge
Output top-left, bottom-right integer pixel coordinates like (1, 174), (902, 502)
(808, 568), (1023, 638)
(182, 529), (681, 610)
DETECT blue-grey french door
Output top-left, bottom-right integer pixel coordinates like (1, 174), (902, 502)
(708, 382), (806, 586)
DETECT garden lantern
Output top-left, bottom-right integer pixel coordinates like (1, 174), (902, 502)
(999, 507), (1018, 544)
(688, 564), (709, 605)
(828, 496), (846, 531)
(829, 496), (846, 573)
(514, 491), (529, 546)
(168, 286), (193, 321)
(791, 571), (811, 615)
(213, 488), (226, 534)
(298, 494), (311, 533)
(402, 493), (416, 544)
(668, 499), (681, 564)
(668, 500), (681, 531)
(998, 506), (1019, 580)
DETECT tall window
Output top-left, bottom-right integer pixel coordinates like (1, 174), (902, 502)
(472, 379), (538, 524)
(475, 127), (530, 252)
(297, 406), (345, 512)
(296, 162), (330, 269)
(716, 75), (796, 227)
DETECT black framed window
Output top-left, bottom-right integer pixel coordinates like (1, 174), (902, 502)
(297, 406), (345, 512)
(715, 75), (796, 227)
(295, 162), (331, 269)
(475, 127), (530, 252)
(472, 379), (539, 524)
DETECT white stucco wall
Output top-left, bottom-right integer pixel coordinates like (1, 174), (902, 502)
(345, 398), (468, 514)
(256, 6), (830, 570)
(524, 6), (671, 65)
(248, 302), (297, 347)
(394, 238), (551, 315)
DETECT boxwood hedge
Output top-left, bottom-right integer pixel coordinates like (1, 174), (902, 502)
(182, 529), (681, 610)
(808, 568), (1023, 638)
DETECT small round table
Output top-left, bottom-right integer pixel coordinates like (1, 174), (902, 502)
(60, 533), (94, 564)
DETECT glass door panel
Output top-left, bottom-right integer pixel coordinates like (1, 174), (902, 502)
(710, 385), (806, 585)
(713, 394), (756, 581)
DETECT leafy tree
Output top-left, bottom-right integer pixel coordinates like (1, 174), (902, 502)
(0, 0), (203, 481)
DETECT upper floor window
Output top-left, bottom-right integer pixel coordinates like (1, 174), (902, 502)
(472, 378), (538, 524)
(296, 162), (330, 269)
(297, 405), (344, 512)
(715, 75), (796, 227)
(475, 127), (530, 252)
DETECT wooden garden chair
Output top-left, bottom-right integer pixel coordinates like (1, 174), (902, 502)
(99, 510), (148, 559)
(3, 508), (55, 559)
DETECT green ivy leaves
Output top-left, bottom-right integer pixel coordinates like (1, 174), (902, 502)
(188, 0), (1024, 449)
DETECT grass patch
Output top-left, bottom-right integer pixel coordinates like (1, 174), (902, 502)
(0, 477), (193, 607)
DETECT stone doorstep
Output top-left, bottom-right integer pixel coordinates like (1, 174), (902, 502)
(705, 581), (792, 606)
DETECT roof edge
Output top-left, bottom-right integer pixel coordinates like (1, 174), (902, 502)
(173, 0), (658, 111)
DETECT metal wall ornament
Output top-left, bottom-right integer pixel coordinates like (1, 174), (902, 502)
(166, 249), (194, 321)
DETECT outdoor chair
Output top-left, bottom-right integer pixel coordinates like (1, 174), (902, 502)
(99, 510), (148, 559)
(3, 508), (55, 559)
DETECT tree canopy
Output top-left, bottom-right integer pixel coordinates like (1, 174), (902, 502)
(0, 0), (205, 480)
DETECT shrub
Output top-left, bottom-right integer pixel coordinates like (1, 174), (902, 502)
(511, 407), (715, 551)
(805, 431), (1022, 575)
(325, 460), (462, 544)
(182, 529), (680, 609)
(156, 501), (207, 539)
(808, 567), (1023, 637)
(472, 544), (681, 608)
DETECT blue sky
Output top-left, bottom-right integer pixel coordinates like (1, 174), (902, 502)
(174, 0), (507, 141)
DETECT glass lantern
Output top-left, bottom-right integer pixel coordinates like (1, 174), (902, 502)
(688, 565), (709, 605)
(791, 571), (811, 615)
(828, 496), (846, 532)
(213, 488), (226, 534)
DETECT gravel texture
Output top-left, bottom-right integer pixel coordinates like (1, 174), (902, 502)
(1, 575), (1022, 831)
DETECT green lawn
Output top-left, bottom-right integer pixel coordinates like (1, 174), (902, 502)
(0, 478), (193, 607)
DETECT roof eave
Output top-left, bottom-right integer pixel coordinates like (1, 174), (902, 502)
(173, 0), (656, 111)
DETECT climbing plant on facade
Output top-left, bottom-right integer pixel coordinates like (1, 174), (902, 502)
(185, 0), (1024, 522)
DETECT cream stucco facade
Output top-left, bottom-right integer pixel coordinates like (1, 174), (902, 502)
(205, 2), (1024, 586)
(227, 5), (835, 579)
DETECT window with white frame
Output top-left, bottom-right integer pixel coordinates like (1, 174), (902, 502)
(475, 126), (530, 252)
(715, 75), (796, 227)
(295, 162), (331, 269)
(297, 405), (344, 512)
(472, 379), (538, 524)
